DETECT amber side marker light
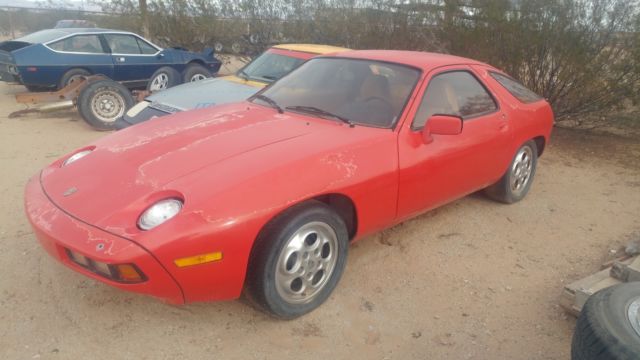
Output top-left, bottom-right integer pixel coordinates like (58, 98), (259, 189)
(174, 252), (223, 268)
(66, 249), (146, 283)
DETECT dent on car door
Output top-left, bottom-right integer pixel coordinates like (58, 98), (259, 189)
(104, 34), (163, 82)
(396, 66), (512, 219)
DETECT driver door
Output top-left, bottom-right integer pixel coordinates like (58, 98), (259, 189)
(396, 66), (513, 220)
(103, 33), (169, 83)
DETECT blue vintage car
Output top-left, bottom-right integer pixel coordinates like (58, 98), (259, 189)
(0, 28), (221, 91)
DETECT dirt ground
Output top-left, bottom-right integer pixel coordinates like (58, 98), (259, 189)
(0, 80), (639, 360)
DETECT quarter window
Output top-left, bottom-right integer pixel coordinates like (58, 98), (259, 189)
(105, 34), (156, 54)
(490, 72), (543, 103)
(49, 35), (104, 54)
(136, 38), (158, 54)
(413, 70), (497, 129)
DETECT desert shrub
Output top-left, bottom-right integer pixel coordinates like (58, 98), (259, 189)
(3, 0), (639, 122)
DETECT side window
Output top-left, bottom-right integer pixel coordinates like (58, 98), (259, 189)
(136, 38), (158, 54)
(105, 34), (144, 54)
(48, 35), (104, 54)
(490, 72), (543, 103)
(412, 70), (497, 129)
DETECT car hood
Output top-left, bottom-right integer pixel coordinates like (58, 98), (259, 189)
(40, 103), (335, 233)
(146, 76), (265, 111)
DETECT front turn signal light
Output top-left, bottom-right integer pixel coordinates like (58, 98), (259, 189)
(174, 252), (223, 268)
(114, 264), (146, 283)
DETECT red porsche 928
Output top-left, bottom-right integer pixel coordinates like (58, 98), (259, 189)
(25, 50), (553, 318)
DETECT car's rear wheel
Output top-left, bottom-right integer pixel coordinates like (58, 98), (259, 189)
(183, 63), (211, 83)
(147, 67), (181, 92)
(246, 201), (349, 319)
(485, 140), (538, 204)
(77, 79), (134, 131)
(59, 68), (90, 89)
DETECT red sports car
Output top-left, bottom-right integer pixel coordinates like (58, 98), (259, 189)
(25, 50), (553, 318)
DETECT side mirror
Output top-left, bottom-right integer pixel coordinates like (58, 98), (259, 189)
(421, 114), (463, 144)
(156, 53), (165, 59)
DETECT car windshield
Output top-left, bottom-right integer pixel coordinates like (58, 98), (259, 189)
(253, 58), (421, 128)
(238, 51), (305, 83)
(17, 29), (70, 44)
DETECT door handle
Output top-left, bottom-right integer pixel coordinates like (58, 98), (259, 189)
(116, 57), (126, 62)
(499, 114), (508, 131)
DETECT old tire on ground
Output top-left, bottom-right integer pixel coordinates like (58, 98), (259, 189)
(77, 79), (134, 131)
(485, 140), (538, 204)
(183, 63), (211, 83)
(572, 283), (640, 360)
(246, 201), (349, 319)
(59, 68), (90, 89)
(146, 66), (181, 92)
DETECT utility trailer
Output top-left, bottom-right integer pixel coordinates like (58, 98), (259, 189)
(9, 75), (149, 130)
(561, 253), (640, 316)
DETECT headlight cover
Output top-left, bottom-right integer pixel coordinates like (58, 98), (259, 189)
(62, 149), (93, 167)
(138, 198), (183, 230)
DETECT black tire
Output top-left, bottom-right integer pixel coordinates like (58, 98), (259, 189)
(77, 79), (135, 131)
(246, 201), (349, 319)
(485, 140), (538, 204)
(182, 63), (211, 83)
(572, 283), (640, 360)
(146, 66), (182, 92)
(58, 68), (90, 89)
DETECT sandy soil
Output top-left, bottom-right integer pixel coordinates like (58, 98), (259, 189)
(0, 80), (639, 360)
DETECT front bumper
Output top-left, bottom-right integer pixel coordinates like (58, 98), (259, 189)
(24, 175), (185, 304)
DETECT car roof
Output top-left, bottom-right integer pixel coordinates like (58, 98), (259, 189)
(272, 44), (350, 55)
(54, 28), (116, 34)
(326, 50), (492, 72)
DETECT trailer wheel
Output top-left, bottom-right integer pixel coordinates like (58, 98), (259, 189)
(572, 283), (640, 360)
(77, 79), (134, 131)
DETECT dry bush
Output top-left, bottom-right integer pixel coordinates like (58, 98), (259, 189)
(4, 0), (639, 124)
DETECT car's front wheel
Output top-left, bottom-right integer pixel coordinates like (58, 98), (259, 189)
(147, 67), (181, 92)
(485, 140), (538, 204)
(183, 63), (211, 83)
(246, 201), (349, 319)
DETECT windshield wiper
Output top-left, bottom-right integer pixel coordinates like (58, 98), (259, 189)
(285, 105), (354, 127)
(254, 94), (284, 114)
